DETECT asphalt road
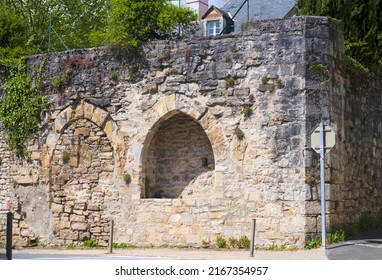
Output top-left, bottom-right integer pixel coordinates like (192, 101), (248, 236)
(326, 229), (382, 260)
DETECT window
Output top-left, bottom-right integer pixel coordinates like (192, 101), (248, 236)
(207, 20), (221, 36)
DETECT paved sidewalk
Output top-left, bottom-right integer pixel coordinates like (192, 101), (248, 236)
(10, 247), (328, 260)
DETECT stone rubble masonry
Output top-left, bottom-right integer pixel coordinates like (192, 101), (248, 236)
(0, 17), (381, 248)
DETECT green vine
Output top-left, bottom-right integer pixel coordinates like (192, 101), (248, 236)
(0, 59), (50, 157)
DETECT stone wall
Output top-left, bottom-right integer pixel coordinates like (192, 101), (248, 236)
(327, 67), (382, 227)
(0, 16), (380, 248)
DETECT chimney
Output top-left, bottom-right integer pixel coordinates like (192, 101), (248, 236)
(186, 0), (209, 21)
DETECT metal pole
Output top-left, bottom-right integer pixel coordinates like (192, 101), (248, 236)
(6, 212), (13, 260)
(250, 218), (256, 257)
(108, 220), (114, 254)
(320, 122), (326, 248)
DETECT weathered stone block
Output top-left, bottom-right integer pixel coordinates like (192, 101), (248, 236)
(71, 223), (88, 231)
(59, 229), (78, 240)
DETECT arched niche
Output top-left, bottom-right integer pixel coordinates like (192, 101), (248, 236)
(142, 111), (215, 198)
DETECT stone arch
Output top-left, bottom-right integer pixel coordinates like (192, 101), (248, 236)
(149, 94), (227, 162)
(140, 94), (228, 198)
(41, 101), (125, 245)
(142, 110), (215, 198)
(42, 101), (124, 172)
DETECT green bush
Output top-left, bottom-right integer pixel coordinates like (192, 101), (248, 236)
(266, 244), (278, 251)
(327, 229), (345, 244)
(82, 239), (99, 248)
(113, 242), (135, 249)
(227, 237), (239, 248)
(304, 236), (322, 250)
(238, 235), (251, 249)
(216, 235), (228, 248)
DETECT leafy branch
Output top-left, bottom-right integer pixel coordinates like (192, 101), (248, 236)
(0, 59), (50, 157)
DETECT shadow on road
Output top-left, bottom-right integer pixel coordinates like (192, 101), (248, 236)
(326, 228), (382, 260)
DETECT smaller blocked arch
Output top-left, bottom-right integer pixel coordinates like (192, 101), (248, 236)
(142, 111), (215, 198)
(43, 101), (123, 171)
(49, 117), (115, 244)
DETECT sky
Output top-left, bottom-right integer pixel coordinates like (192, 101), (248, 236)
(209, 0), (226, 6)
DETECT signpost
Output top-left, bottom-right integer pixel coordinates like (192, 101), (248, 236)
(310, 123), (335, 248)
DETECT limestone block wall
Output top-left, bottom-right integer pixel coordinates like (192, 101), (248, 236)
(1, 16), (379, 248)
(328, 68), (382, 227)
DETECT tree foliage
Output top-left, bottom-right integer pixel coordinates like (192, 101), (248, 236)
(296, 0), (382, 70)
(0, 3), (30, 64)
(0, 0), (110, 58)
(0, 0), (197, 62)
(107, 0), (197, 47)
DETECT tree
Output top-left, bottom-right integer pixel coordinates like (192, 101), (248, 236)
(296, 0), (382, 70)
(0, 0), (197, 63)
(0, 3), (30, 63)
(107, 0), (198, 48)
(0, 0), (110, 60)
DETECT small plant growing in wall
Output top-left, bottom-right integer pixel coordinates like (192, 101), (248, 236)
(224, 56), (232, 63)
(110, 71), (119, 81)
(12, 178), (18, 188)
(128, 65), (140, 81)
(242, 105), (252, 119)
(268, 84), (276, 93)
(225, 75), (235, 88)
(123, 173), (131, 184)
(62, 150), (70, 164)
(51, 75), (64, 90)
(276, 78), (285, 89)
(261, 76), (270, 85)
(235, 128), (245, 141)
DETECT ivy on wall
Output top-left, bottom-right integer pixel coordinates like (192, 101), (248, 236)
(0, 59), (50, 157)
